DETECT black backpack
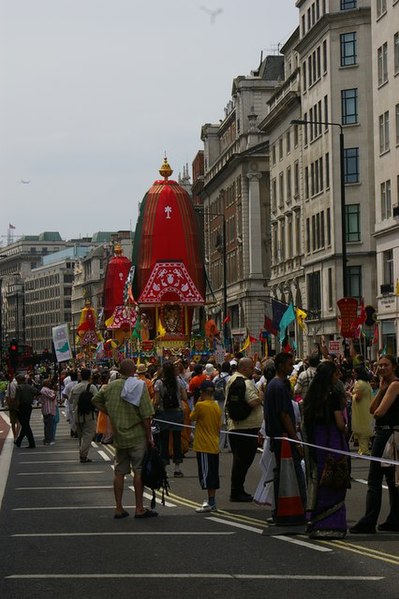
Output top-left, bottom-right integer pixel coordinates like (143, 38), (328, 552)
(162, 381), (179, 410)
(226, 376), (252, 421)
(142, 447), (170, 508)
(77, 384), (95, 415)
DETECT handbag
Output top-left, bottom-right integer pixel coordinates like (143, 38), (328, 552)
(320, 454), (350, 490)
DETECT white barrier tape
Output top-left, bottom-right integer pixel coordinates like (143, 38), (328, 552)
(278, 435), (399, 468)
(153, 417), (399, 467)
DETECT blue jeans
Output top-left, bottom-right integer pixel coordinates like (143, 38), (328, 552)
(358, 428), (399, 527)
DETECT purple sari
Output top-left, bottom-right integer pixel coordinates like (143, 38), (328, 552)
(305, 423), (349, 539)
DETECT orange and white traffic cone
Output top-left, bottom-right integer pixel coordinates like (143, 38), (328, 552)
(276, 437), (305, 525)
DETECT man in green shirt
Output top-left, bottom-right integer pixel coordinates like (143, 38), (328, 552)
(92, 359), (156, 519)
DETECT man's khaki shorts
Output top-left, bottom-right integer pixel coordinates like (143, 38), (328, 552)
(114, 440), (147, 475)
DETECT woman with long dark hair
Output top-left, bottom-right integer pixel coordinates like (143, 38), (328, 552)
(154, 361), (188, 477)
(350, 354), (399, 533)
(302, 361), (349, 539)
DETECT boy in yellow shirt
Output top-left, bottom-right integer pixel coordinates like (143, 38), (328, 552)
(190, 380), (222, 513)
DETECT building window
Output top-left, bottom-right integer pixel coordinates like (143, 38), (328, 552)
(279, 172), (284, 206)
(294, 124), (299, 147)
(377, 0), (387, 18)
(328, 268), (333, 309)
(272, 224), (278, 262)
(341, 88), (358, 124)
(381, 180), (392, 220)
(396, 104), (399, 146)
(346, 266), (362, 300)
(279, 138), (284, 160)
(306, 218), (311, 253)
(272, 144), (276, 165)
(307, 271), (321, 314)
(286, 130), (291, 154)
(340, 32), (357, 66)
(394, 33), (399, 75)
(324, 95), (329, 128)
(272, 178), (277, 213)
(305, 166), (309, 199)
(344, 147), (359, 183)
(294, 161), (299, 197)
(295, 210), (301, 254)
(379, 111), (390, 153)
(230, 304), (240, 329)
(383, 249), (394, 286)
(327, 207), (331, 245)
(345, 204), (360, 241)
(280, 220), (285, 261)
(377, 42), (388, 85)
(341, 0), (356, 8)
(325, 152), (330, 187)
(286, 166), (292, 202)
(322, 40), (327, 73)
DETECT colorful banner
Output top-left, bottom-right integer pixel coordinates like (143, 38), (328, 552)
(337, 298), (358, 338)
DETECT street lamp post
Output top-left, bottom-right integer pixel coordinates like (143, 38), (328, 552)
(291, 119), (348, 298)
(195, 206), (229, 349)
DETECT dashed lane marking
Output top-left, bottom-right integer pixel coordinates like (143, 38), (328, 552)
(206, 516), (263, 534)
(12, 531), (235, 537)
(272, 535), (332, 553)
(5, 574), (384, 580)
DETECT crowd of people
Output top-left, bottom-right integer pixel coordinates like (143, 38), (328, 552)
(1, 348), (398, 534)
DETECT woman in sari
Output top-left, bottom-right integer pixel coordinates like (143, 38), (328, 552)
(302, 362), (349, 539)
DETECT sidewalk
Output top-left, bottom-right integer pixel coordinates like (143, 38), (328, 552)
(0, 411), (11, 456)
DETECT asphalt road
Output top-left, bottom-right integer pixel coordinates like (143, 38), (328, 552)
(0, 409), (399, 599)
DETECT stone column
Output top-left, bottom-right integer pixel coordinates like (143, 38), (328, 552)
(247, 171), (263, 277)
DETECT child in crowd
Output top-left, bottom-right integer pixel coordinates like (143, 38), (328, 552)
(190, 380), (222, 513)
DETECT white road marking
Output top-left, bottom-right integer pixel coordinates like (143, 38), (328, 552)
(18, 461), (84, 464)
(18, 451), (77, 454)
(17, 471), (105, 476)
(15, 486), (112, 490)
(5, 574), (383, 580)
(354, 478), (388, 490)
(13, 506), (137, 511)
(97, 450), (111, 461)
(206, 516), (263, 534)
(143, 491), (176, 508)
(272, 535), (332, 553)
(12, 532), (235, 537)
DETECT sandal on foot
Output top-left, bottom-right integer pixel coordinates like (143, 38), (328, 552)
(134, 509), (158, 519)
(114, 510), (129, 519)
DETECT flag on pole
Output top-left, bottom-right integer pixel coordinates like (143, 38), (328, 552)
(296, 308), (307, 330)
(264, 316), (278, 336)
(272, 298), (288, 329)
(239, 333), (257, 353)
(279, 303), (296, 342)
(222, 315), (231, 325)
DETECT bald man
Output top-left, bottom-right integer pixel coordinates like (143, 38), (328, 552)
(225, 358), (263, 502)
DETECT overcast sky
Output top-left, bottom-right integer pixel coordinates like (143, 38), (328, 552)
(0, 0), (298, 243)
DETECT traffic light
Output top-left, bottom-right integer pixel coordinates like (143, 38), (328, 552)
(9, 341), (19, 368)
